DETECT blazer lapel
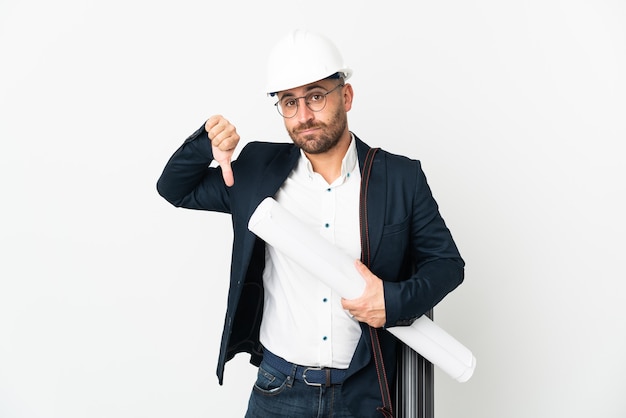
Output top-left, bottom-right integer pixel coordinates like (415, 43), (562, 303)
(238, 144), (300, 285)
(240, 143), (299, 224)
(250, 144), (300, 214)
(356, 136), (386, 264)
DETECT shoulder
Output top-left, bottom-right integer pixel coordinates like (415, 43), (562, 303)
(242, 140), (293, 151)
(237, 141), (295, 160)
(240, 140), (293, 153)
(355, 134), (422, 174)
(230, 141), (298, 176)
(379, 148), (420, 166)
(374, 148), (424, 182)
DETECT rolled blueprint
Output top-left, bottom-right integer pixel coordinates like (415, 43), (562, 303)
(248, 197), (476, 383)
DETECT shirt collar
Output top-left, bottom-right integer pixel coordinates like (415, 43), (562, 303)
(298, 133), (358, 186)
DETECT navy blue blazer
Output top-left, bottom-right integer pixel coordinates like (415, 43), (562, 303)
(157, 126), (464, 417)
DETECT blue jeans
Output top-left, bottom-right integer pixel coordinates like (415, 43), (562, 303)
(245, 359), (355, 418)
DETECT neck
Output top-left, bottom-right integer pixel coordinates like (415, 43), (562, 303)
(305, 132), (352, 184)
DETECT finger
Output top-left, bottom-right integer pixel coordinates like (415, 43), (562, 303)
(219, 158), (234, 187)
(206, 116), (232, 143)
(355, 259), (372, 280)
(208, 124), (226, 143)
(341, 299), (357, 319)
(205, 115), (222, 134)
(210, 126), (239, 150)
(216, 135), (239, 152)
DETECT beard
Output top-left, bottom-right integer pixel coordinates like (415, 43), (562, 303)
(287, 107), (348, 154)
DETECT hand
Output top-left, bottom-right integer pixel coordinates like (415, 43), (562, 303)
(341, 260), (387, 328)
(205, 115), (240, 187)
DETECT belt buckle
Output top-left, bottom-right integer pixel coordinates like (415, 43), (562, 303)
(302, 366), (325, 387)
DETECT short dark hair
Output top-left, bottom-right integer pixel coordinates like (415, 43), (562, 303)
(269, 72), (345, 97)
(325, 72), (344, 81)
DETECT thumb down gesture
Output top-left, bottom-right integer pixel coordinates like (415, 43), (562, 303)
(205, 115), (240, 187)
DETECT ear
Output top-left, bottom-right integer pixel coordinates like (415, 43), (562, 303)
(342, 83), (354, 112)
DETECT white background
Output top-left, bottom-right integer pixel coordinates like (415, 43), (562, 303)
(1, 1), (625, 417)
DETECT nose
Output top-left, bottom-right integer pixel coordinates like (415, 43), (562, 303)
(295, 97), (315, 122)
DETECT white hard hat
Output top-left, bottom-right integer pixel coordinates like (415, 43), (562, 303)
(265, 29), (352, 96)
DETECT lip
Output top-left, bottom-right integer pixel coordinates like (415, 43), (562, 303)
(297, 126), (321, 134)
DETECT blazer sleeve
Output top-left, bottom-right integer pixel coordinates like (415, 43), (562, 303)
(156, 124), (231, 213)
(382, 160), (465, 327)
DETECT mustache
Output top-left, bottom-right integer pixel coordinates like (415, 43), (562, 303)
(294, 121), (324, 132)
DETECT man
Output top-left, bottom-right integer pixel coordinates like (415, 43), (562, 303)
(157, 30), (464, 417)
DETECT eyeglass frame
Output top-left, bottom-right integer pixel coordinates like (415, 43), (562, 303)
(274, 82), (345, 118)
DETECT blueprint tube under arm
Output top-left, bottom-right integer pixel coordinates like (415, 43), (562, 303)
(248, 197), (476, 382)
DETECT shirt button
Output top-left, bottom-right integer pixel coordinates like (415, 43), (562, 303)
(324, 223), (330, 228)
(323, 336), (328, 341)
(323, 298), (328, 303)
(327, 188), (331, 192)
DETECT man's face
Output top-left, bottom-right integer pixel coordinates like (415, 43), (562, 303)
(277, 79), (352, 154)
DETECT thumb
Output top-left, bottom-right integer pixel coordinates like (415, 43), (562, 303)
(355, 260), (376, 286)
(355, 259), (369, 277)
(218, 158), (234, 187)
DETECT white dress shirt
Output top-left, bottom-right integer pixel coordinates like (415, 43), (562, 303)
(259, 137), (362, 369)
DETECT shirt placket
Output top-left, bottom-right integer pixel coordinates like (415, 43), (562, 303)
(317, 183), (337, 366)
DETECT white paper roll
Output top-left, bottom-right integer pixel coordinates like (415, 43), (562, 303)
(248, 197), (476, 382)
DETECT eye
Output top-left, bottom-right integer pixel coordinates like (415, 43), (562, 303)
(282, 98), (297, 108)
(308, 93), (324, 103)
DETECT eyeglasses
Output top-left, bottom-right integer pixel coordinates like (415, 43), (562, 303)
(274, 83), (344, 118)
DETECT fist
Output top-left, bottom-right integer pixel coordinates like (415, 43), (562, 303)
(205, 115), (239, 187)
